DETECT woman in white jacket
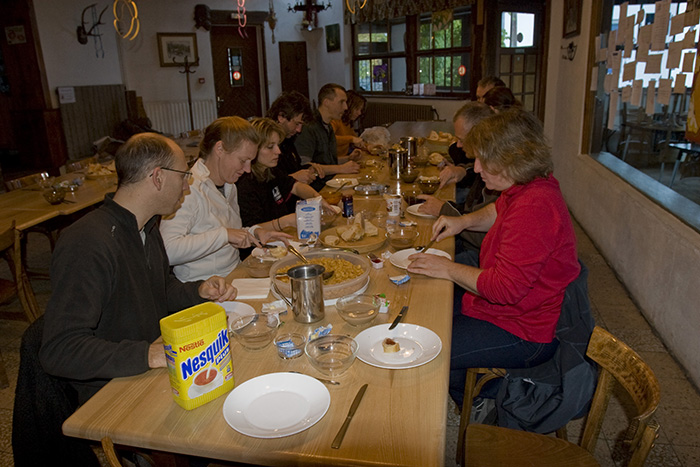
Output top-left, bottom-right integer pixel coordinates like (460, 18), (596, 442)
(160, 117), (290, 282)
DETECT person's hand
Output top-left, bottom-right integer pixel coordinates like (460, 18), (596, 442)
(310, 163), (325, 179)
(227, 228), (257, 248)
(290, 168), (316, 184)
(347, 149), (363, 161)
(439, 165), (467, 189)
(352, 136), (364, 147)
(199, 276), (237, 302)
(320, 198), (336, 212)
(148, 336), (167, 369)
(338, 161), (360, 173)
(406, 253), (453, 279)
(431, 215), (465, 241)
(258, 229), (293, 245)
(416, 195), (445, 216)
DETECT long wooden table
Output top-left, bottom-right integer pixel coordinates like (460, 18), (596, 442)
(62, 154), (457, 466)
(0, 173), (117, 233)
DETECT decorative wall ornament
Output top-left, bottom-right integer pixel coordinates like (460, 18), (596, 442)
(77, 3), (108, 44)
(237, 0), (248, 38)
(267, 0), (278, 43)
(113, 0), (140, 41)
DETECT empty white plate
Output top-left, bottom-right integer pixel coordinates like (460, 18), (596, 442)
(222, 372), (330, 438)
(389, 248), (451, 269)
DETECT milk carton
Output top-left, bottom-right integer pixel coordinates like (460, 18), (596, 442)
(160, 302), (234, 410)
(296, 196), (321, 243)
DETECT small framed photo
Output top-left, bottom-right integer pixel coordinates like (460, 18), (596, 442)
(563, 0), (582, 38)
(157, 33), (199, 67)
(325, 24), (340, 53)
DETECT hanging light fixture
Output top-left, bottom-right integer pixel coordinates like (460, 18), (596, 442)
(345, 0), (367, 15)
(288, 0), (331, 31)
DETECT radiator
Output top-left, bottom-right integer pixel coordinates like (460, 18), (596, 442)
(143, 100), (217, 137)
(362, 102), (436, 128)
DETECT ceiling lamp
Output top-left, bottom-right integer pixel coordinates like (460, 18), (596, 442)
(288, 0), (331, 31)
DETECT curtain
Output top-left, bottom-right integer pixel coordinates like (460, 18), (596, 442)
(344, 0), (475, 24)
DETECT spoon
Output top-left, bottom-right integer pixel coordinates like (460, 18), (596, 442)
(331, 180), (351, 193)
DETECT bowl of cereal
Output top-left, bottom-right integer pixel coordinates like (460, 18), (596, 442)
(417, 175), (440, 194)
(270, 250), (370, 300)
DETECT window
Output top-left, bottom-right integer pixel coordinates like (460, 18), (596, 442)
(501, 12), (535, 48)
(353, 7), (472, 96)
(588, 1), (700, 214)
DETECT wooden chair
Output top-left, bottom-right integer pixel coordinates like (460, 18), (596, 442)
(101, 437), (123, 467)
(0, 220), (41, 323)
(458, 326), (661, 466)
(64, 155), (98, 173)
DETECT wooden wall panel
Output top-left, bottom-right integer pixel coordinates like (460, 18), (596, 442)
(59, 85), (127, 160)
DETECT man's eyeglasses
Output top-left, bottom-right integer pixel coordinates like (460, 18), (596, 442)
(159, 167), (193, 181)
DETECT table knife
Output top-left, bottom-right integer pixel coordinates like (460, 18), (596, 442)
(419, 238), (436, 253)
(331, 383), (368, 449)
(388, 305), (408, 330)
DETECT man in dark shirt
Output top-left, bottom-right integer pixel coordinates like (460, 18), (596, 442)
(294, 83), (360, 190)
(40, 133), (236, 405)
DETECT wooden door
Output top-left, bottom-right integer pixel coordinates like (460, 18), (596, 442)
(495, 1), (546, 119)
(279, 42), (310, 99)
(210, 25), (266, 119)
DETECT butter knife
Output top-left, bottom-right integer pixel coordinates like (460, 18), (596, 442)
(331, 384), (368, 449)
(388, 305), (408, 330)
(419, 238), (436, 253)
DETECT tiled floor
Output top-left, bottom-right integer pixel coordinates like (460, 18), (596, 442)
(1, 220), (700, 466)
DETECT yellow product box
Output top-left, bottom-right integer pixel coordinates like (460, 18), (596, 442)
(160, 302), (234, 410)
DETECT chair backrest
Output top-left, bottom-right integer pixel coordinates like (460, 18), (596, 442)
(0, 221), (40, 323)
(101, 437), (123, 467)
(4, 173), (41, 191)
(65, 155), (98, 173)
(580, 326), (661, 466)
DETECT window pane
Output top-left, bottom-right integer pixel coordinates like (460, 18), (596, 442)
(391, 57), (407, 92)
(525, 74), (536, 93)
(356, 59), (372, 91)
(356, 23), (371, 55)
(500, 55), (511, 73)
(501, 12), (535, 48)
(523, 94), (534, 112)
(371, 23), (388, 53)
(390, 20), (405, 52)
(419, 22), (431, 50)
(418, 57), (432, 84)
(513, 55), (524, 73)
(371, 58), (388, 92)
(511, 75), (523, 93)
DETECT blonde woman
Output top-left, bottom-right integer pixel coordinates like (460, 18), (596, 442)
(160, 116), (290, 282)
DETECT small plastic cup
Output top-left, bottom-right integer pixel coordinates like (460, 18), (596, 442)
(274, 333), (306, 359)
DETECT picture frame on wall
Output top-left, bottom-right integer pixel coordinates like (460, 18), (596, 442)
(325, 24), (340, 53)
(157, 33), (199, 67)
(563, 0), (582, 38)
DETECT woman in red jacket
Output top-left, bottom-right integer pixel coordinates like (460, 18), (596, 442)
(407, 108), (580, 407)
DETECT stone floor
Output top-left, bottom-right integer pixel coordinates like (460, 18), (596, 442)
(1, 220), (699, 466)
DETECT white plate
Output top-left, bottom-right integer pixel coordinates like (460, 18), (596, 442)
(221, 301), (256, 328)
(390, 248), (452, 269)
(251, 241), (307, 261)
(222, 372), (330, 438)
(326, 177), (359, 189)
(271, 277), (370, 307)
(355, 323), (442, 369)
(406, 203), (437, 219)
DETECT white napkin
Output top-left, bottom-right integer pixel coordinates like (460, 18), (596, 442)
(231, 278), (271, 300)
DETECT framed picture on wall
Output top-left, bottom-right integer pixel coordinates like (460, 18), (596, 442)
(563, 0), (582, 38)
(326, 24), (340, 53)
(157, 33), (199, 67)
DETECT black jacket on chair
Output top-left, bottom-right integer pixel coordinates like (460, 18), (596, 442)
(12, 316), (99, 466)
(495, 260), (597, 433)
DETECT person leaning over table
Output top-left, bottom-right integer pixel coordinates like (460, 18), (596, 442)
(420, 102), (496, 231)
(266, 90), (326, 185)
(160, 116), (291, 282)
(483, 85), (520, 113)
(237, 118), (334, 228)
(295, 83), (360, 190)
(406, 109), (580, 408)
(331, 89), (367, 158)
(39, 133), (237, 407)
(475, 75), (506, 102)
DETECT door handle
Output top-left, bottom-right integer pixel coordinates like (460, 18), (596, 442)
(216, 95), (224, 109)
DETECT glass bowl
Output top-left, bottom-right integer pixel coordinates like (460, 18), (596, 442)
(321, 205), (340, 228)
(401, 187), (423, 206)
(417, 176), (440, 194)
(229, 313), (279, 350)
(274, 333), (306, 359)
(305, 334), (358, 377)
(400, 166), (420, 183)
(270, 250), (370, 300)
(35, 172), (55, 189)
(42, 187), (66, 205)
(335, 294), (379, 326)
(322, 191), (342, 205)
(242, 255), (272, 278)
(386, 228), (419, 249)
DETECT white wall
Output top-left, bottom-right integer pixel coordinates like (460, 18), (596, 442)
(544, 0), (700, 388)
(34, 0), (123, 108)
